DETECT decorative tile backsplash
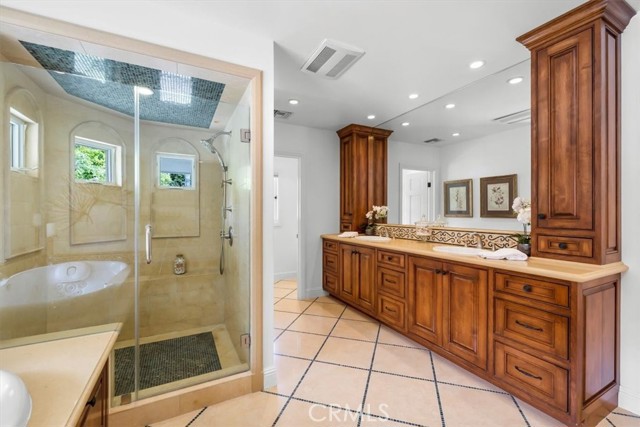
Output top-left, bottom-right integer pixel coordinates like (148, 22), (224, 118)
(376, 224), (519, 249)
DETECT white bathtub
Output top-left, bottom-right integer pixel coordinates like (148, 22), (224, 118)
(0, 261), (131, 340)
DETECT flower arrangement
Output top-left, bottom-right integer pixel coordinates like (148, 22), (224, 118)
(512, 197), (531, 244)
(366, 205), (388, 223)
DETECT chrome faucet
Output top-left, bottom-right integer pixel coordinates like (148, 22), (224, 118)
(471, 233), (483, 249)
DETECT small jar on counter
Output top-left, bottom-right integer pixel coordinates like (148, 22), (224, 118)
(174, 254), (186, 275)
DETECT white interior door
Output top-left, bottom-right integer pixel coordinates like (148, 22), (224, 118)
(402, 169), (434, 224)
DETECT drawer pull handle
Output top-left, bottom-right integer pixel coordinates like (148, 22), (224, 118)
(558, 242), (568, 250)
(384, 278), (394, 283)
(515, 366), (542, 380)
(515, 320), (543, 332)
(441, 271), (449, 276)
(385, 306), (397, 313)
(435, 269), (442, 274)
(386, 256), (393, 261)
(537, 213), (546, 219)
(87, 396), (97, 407)
(522, 284), (533, 293)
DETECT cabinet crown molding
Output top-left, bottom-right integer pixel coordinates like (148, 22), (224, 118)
(337, 123), (393, 138)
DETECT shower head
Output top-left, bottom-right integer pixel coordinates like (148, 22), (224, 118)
(200, 131), (231, 171)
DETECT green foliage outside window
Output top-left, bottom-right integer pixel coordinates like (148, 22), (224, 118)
(160, 172), (189, 187)
(75, 144), (107, 182)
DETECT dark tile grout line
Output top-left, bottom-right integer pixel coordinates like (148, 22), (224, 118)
(510, 395), (531, 427)
(612, 411), (640, 419)
(263, 390), (428, 427)
(270, 304), (349, 426)
(606, 417), (616, 426)
(429, 350), (447, 427)
(356, 323), (382, 427)
(183, 406), (207, 427)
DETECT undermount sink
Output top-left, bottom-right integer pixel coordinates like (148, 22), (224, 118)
(355, 235), (392, 243)
(432, 245), (484, 256)
(0, 370), (32, 427)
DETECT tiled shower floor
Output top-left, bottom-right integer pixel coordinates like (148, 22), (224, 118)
(153, 280), (640, 426)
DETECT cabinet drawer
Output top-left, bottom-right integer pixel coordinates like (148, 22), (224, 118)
(323, 240), (339, 253)
(340, 222), (352, 231)
(495, 273), (569, 307)
(377, 250), (406, 270)
(495, 299), (569, 359)
(377, 267), (406, 298)
(537, 235), (593, 258)
(323, 252), (339, 274)
(377, 294), (406, 331)
(494, 342), (568, 412)
(323, 272), (338, 294)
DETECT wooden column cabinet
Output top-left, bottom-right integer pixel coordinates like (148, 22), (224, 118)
(517, 0), (636, 264)
(337, 124), (392, 232)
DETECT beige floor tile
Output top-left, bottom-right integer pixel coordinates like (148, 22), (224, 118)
(276, 399), (358, 427)
(273, 311), (299, 329)
(341, 306), (377, 323)
(284, 291), (316, 302)
(274, 298), (313, 313)
(316, 295), (346, 305)
(294, 362), (369, 408)
(267, 354), (311, 396)
(359, 415), (414, 426)
(275, 280), (297, 290)
(364, 371), (441, 426)
(190, 392), (286, 427)
(274, 328), (285, 340)
(438, 382), (524, 426)
(274, 288), (296, 298)
(331, 318), (379, 341)
(151, 409), (201, 426)
(316, 337), (376, 369)
(604, 408), (640, 427)
(373, 344), (433, 379)
(288, 314), (338, 335)
(431, 352), (502, 392)
(377, 325), (424, 348)
(515, 397), (566, 427)
(274, 331), (326, 359)
(304, 302), (346, 318)
(273, 297), (282, 304)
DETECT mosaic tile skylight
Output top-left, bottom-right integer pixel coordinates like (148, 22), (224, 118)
(20, 41), (226, 128)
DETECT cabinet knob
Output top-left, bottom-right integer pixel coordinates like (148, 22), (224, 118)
(386, 256), (393, 261)
(522, 284), (533, 293)
(441, 271), (449, 276)
(537, 213), (546, 219)
(435, 269), (442, 274)
(87, 396), (97, 407)
(558, 242), (568, 250)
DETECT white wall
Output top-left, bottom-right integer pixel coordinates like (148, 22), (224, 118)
(275, 122), (339, 298)
(273, 156), (299, 281)
(439, 126), (530, 231)
(387, 140), (441, 224)
(620, 13), (640, 415)
(1, 2), (277, 387)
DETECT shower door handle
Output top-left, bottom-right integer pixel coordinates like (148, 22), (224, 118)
(145, 224), (153, 264)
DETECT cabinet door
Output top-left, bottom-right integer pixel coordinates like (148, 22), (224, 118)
(339, 244), (357, 303)
(407, 256), (442, 346)
(355, 246), (376, 314)
(534, 29), (593, 231)
(442, 263), (488, 370)
(368, 134), (387, 209)
(340, 136), (354, 231)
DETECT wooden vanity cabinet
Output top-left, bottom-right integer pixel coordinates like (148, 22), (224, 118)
(517, 0), (636, 265)
(76, 361), (109, 427)
(338, 243), (376, 314)
(337, 124), (392, 232)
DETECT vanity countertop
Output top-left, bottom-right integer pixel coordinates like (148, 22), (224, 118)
(0, 323), (121, 427)
(322, 234), (628, 283)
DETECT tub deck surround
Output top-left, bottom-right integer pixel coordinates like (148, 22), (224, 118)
(322, 234), (626, 426)
(0, 323), (121, 427)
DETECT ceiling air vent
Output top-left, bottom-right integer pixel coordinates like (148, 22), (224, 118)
(274, 110), (293, 119)
(493, 109), (531, 125)
(301, 39), (365, 79)
(424, 138), (442, 144)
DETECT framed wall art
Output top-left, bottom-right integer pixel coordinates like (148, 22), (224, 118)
(480, 174), (517, 218)
(444, 179), (472, 217)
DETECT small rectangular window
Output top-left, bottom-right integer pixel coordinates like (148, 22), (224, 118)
(157, 153), (196, 189)
(10, 114), (26, 170)
(74, 137), (117, 184)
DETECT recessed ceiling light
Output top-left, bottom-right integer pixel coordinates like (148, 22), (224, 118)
(469, 60), (485, 69)
(401, 122), (410, 127)
(136, 86), (154, 96)
(367, 114), (376, 120)
(508, 76), (524, 85)
(445, 103), (456, 109)
(409, 93), (419, 99)
(452, 132), (461, 137)
(288, 99), (299, 105)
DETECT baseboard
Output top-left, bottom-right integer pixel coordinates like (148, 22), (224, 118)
(619, 385), (640, 415)
(274, 271), (296, 282)
(263, 366), (277, 390)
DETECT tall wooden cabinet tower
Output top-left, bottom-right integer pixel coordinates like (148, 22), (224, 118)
(517, 0), (636, 264)
(337, 124), (392, 232)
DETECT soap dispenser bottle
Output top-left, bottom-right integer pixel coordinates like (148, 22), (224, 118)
(174, 254), (186, 275)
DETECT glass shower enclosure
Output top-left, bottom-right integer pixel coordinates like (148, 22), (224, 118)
(0, 22), (253, 405)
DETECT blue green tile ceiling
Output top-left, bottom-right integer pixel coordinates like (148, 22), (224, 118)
(20, 41), (225, 128)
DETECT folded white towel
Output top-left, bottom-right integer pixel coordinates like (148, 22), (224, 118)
(478, 248), (528, 261)
(338, 231), (359, 238)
